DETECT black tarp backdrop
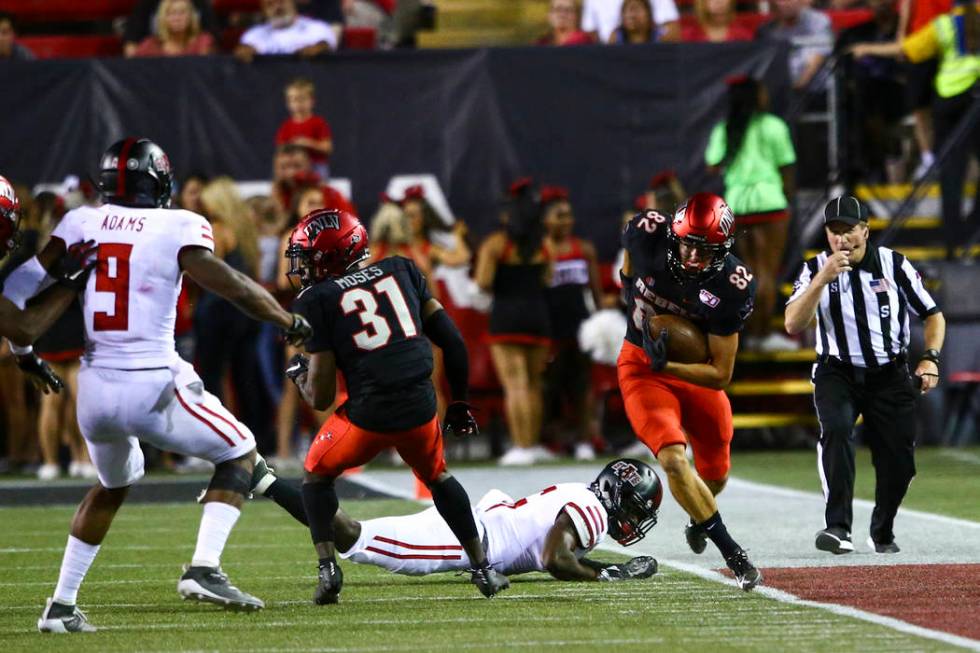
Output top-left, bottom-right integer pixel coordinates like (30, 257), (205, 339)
(1, 43), (789, 258)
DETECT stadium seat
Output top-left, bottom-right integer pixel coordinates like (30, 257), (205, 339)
(212, 0), (261, 14)
(342, 27), (377, 50)
(0, 0), (135, 23)
(19, 35), (123, 59)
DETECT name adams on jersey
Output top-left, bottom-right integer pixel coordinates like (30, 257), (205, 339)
(292, 256), (436, 432)
(621, 210), (757, 347)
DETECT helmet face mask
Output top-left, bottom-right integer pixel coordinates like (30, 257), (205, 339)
(667, 193), (735, 283)
(97, 137), (174, 209)
(591, 458), (663, 546)
(285, 208), (369, 290)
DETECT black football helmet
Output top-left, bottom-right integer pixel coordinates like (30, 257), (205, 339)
(97, 137), (173, 208)
(591, 458), (663, 546)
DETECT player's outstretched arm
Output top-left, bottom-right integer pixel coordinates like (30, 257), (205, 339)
(0, 287), (77, 347)
(180, 247), (294, 329)
(661, 332), (738, 390)
(542, 514), (601, 581)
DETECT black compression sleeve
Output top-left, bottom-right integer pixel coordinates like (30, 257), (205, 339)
(302, 479), (339, 545)
(423, 309), (469, 401)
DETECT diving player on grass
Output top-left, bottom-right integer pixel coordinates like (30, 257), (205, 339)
(282, 208), (509, 604)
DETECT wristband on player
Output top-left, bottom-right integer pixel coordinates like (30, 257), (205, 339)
(919, 349), (940, 366)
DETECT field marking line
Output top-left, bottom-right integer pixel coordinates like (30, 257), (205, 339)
(609, 552), (980, 653)
(135, 639), (667, 653)
(726, 477), (980, 530)
(938, 449), (980, 466)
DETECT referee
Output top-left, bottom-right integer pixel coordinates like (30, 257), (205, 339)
(784, 196), (946, 555)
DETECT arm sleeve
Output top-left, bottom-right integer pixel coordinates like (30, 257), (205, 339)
(895, 255), (939, 317)
(275, 121), (291, 146)
(901, 22), (940, 63)
(786, 259), (815, 305)
(767, 116), (797, 167)
(313, 19), (339, 49)
(580, 0), (598, 32)
(561, 502), (598, 550)
(408, 259), (434, 305)
(423, 309), (469, 401)
(240, 26), (263, 51)
(319, 118), (333, 140)
(705, 123), (726, 167)
(292, 288), (333, 353)
(179, 212), (216, 253)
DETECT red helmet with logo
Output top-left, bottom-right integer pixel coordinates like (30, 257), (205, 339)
(285, 208), (369, 289)
(0, 175), (20, 257)
(667, 192), (735, 282)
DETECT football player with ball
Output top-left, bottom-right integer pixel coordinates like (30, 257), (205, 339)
(618, 192), (762, 591)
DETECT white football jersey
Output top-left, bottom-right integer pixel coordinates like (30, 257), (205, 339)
(51, 203), (214, 369)
(477, 483), (609, 575)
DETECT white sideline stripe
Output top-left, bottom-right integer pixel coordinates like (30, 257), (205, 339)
(619, 553), (980, 653)
(939, 449), (980, 466)
(343, 474), (420, 501)
(726, 477), (980, 531)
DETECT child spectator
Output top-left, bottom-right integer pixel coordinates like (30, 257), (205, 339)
(129, 0), (215, 57)
(682, 0), (754, 42)
(0, 12), (35, 60)
(276, 78), (334, 181)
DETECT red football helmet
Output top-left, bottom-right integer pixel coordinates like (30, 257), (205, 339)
(667, 192), (735, 282)
(0, 175), (20, 257)
(285, 208), (369, 288)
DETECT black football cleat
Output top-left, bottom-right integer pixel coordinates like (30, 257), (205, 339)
(815, 527), (854, 555)
(37, 598), (96, 633)
(177, 565), (264, 611)
(470, 564), (510, 598)
(725, 549), (762, 592)
(314, 560), (344, 605)
(685, 520), (708, 555)
(866, 537), (900, 554)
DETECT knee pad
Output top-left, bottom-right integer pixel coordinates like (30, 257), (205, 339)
(206, 460), (252, 497)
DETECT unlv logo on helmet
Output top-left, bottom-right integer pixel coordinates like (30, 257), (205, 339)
(303, 211), (341, 241)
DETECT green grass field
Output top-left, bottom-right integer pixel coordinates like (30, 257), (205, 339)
(732, 446), (980, 522)
(0, 486), (969, 652)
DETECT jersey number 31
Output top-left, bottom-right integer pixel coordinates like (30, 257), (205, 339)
(341, 276), (417, 351)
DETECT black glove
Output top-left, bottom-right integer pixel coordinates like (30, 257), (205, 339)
(283, 313), (313, 346)
(285, 353), (309, 384)
(596, 556), (658, 582)
(51, 239), (99, 291)
(16, 353), (64, 395)
(443, 401), (478, 438)
(642, 325), (669, 372)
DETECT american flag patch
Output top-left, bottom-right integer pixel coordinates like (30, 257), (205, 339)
(869, 278), (890, 293)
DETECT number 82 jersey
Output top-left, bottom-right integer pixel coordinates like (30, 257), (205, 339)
(621, 210), (757, 349)
(292, 256), (437, 432)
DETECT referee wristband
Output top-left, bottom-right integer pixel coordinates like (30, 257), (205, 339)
(919, 349), (941, 366)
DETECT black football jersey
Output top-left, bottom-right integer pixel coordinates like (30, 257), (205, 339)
(292, 256), (436, 432)
(621, 210), (756, 348)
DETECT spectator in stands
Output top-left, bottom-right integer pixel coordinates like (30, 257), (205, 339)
(608, 0), (665, 43)
(540, 186), (603, 461)
(898, 0), (951, 179)
(682, 0), (754, 42)
(643, 170), (686, 211)
(129, 0), (215, 57)
(705, 75), (798, 351)
(538, 0), (596, 45)
(756, 0), (834, 89)
(343, 0), (396, 47)
(196, 178), (274, 452)
(475, 180), (553, 466)
(369, 194), (411, 249)
(236, 0), (338, 62)
(401, 185), (472, 269)
(177, 171), (208, 214)
(582, 0), (680, 42)
(851, 0), (980, 259)
(834, 0), (905, 185)
(0, 13), (35, 61)
(276, 77), (334, 181)
(123, 0), (217, 57)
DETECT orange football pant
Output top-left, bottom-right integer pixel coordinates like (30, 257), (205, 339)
(617, 340), (733, 481)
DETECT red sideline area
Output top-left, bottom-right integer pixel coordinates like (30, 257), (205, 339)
(736, 564), (980, 640)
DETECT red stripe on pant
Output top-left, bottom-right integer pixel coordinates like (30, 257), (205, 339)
(365, 546), (462, 561)
(372, 535), (463, 551)
(174, 388), (235, 447)
(195, 403), (247, 441)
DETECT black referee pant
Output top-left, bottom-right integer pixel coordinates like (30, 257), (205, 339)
(813, 358), (917, 543)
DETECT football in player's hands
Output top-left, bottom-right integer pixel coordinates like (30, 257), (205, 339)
(647, 314), (709, 364)
(597, 556), (658, 582)
(284, 313), (313, 346)
(52, 239), (99, 291)
(642, 325), (669, 372)
(16, 353), (64, 395)
(285, 353), (309, 383)
(443, 401), (478, 438)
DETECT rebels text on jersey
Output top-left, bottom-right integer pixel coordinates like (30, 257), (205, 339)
(621, 210), (757, 348)
(292, 256), (436, 432)
(49, 204), (214, 369)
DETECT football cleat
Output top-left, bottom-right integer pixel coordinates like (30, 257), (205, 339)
(37, 598), (96, 633)
(250, 453), (277, 497)
(725, 549), (762, 592)
(313, 560), (344, 605)
(470, 564), (510, 598)
(177, 565), (264, 611)
(867, 537), (900, 554)
(815, 527), (854, 555)
(685, 520), (708, 555)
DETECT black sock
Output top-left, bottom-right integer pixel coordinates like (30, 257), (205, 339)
(302, 480), (338, 545)
(698, 512), (741, 560)
(429, 476), (483, 564)
(265, 479), (309, 527)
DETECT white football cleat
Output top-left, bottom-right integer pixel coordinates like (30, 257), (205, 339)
(37, 598), (96, 633)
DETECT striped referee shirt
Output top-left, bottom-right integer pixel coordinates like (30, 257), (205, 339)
(787, 245), (940, 368)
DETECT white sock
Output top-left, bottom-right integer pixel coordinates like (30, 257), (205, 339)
(191, 502), (241, 569)
(53, 535), (101, 606)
